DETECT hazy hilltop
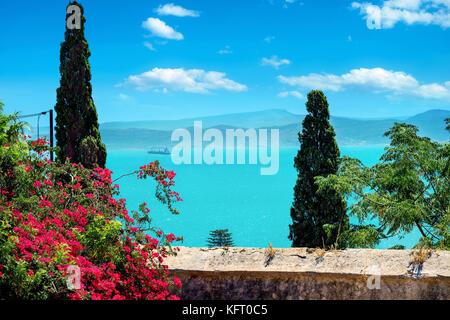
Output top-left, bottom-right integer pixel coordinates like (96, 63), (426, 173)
(100, 109), (302, 131)
(98, 109), (449, 149)
(28, 109), (450, 149)
(406, 109), (450, 141)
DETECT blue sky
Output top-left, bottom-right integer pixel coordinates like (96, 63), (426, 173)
(0, 0), (449, 122)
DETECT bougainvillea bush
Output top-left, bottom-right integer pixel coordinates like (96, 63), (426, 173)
(0, 104), (183, 300)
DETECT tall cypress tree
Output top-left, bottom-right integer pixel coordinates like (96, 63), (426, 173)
(288, 90), (349, 249)
(55, 1), (106, 168)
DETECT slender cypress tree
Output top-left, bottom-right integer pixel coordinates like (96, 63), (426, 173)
(207, 229), (234, 247)
(55, 1), (106, 168)
(288, 90), (349, 249)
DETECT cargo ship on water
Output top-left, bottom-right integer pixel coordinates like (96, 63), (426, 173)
(148, 146), (170, 155)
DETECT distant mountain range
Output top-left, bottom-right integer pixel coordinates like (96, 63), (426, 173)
(28, 109), (449, 149)
(99, 109), (450, 149)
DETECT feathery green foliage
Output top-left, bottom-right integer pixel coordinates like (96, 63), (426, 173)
(207, 229), (234, 247)
(0, 101), (29, 193)
(316, 121), (450, 249)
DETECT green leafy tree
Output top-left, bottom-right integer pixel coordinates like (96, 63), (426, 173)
(207, 229), (234, 247)
(55, 2), (106, 168)
(316, 122), (450, 249)
(289, 90), (349, 249)
(0, 101), (28, 194)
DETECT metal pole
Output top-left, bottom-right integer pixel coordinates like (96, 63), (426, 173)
(37, 115), (41, 139)
(49, 109), (54, 162)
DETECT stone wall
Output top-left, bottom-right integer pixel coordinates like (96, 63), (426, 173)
(165, 247), (450, 300)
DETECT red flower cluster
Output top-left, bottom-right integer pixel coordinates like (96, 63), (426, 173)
(0, 138), (183, 300)
(138, 163), (183, 203)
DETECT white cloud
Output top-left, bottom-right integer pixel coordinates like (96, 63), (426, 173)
(415, 83), (450, 98)
(278, 91), (304, 99)
(118, 93), (131, 101)
(123, 68), (248, 94)
(261, 55), (291, 69)
(142, 18), (183, 40)
(384, 0), (422, 10)
(143, 41), (157, 51)
(218, 46), (232, 54)
(279, 73), (343, 91)
(156, 3), (200, 17)
(283, 0), (304, 8)
(264, 36), (276, 43)
(278, 67), (450, 100)
(352, 0), (450, 29)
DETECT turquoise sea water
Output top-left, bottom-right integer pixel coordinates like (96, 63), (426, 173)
(106, 146), (421, 249)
